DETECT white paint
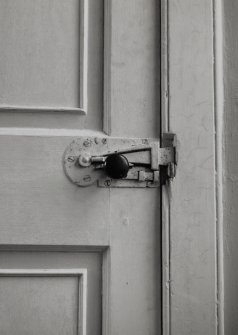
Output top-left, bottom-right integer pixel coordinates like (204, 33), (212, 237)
(0, 268), (87, 275)
(165, 0), (217, 334)
(0, 0), (88, 114)
(0, 105), (86, 114)
(160, 1), (171, 334)
(79, 0), (89, 114)
(103, 0), (112, 135)
(109, 0), (160, 138)
(213, 0), (225, 334)
(0, 252), (102, 335)
(0, 0), (103, 130)
(223, 0), (238, 333)
(0, 127), (105, 137)
(0, 268), (87, 335)
(102, 250), (111, 335)
(0, 0), (162, 334)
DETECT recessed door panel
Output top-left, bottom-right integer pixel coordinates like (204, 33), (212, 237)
(0, 0), (81, 109)
(0, 276), (80, 335)
(0, 0), (103, 129)
(0, 251), (102, 335)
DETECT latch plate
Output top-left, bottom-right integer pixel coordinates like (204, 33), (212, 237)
(63, 134), (177, 188)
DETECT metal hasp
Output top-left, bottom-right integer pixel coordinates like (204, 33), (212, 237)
(63, 134), (177, 188)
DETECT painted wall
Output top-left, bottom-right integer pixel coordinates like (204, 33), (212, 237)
(223, 1), (238, 333)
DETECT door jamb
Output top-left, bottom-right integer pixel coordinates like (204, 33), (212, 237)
(161, 1), (224, 334)
(160, 1), (170, 334)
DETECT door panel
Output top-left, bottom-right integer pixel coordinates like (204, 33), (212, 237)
(0, 0), (161, 334)
(0, 0), (81, 108)
(0, 0), (104, 129)
(0, 276), (80, 335)
(0, 252), (102, 335)
(0, 135), (109, 245)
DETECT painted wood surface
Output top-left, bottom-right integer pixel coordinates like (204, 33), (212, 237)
(0, 252), (101, 335)
(0, 276), (80, 335)
(0, 1), (162, 334)
(0, 0), (103, 129)
(109, 0), (160, 138)
(223, 1), (238, 333)
(106, 1), (161, 333)
(167, 0), (217, 334)
(0, 0), (79, 109)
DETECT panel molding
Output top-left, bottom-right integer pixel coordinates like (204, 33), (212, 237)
(214, 0), (224, 334)
(0, 268), (88, 335)
(0, 106), (87, 114)
(0, 244), (108, 251)
(0, 0), (89, 115)
(102, 249), (111, 335)
(103, 0), (112, 135)
(79, 0), (89, 115)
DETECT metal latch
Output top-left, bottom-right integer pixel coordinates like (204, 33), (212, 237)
(63, 133), (177, 188)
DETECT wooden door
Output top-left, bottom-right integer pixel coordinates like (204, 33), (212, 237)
(0, 1), (161, 334)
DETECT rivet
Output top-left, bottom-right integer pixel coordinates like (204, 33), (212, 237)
(83, 140), (91, 147)
(102, 138), (107, 144)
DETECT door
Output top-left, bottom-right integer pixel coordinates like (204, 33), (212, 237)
(0, 1), (162, 334)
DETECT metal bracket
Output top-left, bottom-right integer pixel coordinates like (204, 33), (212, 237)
(63, 134), (177, 188)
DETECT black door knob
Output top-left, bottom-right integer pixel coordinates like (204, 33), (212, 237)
(105, 154), (130, 179)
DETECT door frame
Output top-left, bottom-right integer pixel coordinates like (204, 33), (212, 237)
(161, 1), (224, 334)
(102, 0), (224, 334)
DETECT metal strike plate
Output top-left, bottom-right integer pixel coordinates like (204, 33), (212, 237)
(63, 135), (177, 188)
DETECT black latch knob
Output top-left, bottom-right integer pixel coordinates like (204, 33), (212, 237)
(105, 154), (130, 179)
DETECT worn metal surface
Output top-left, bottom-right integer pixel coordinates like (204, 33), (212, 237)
(63, 136), (176, 187)
(63, 137), (157, 187)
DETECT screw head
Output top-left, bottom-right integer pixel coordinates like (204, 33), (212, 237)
(83, 175), (92, 183)
(67, 156), (75, 163)
(104, 179), (111, 187)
